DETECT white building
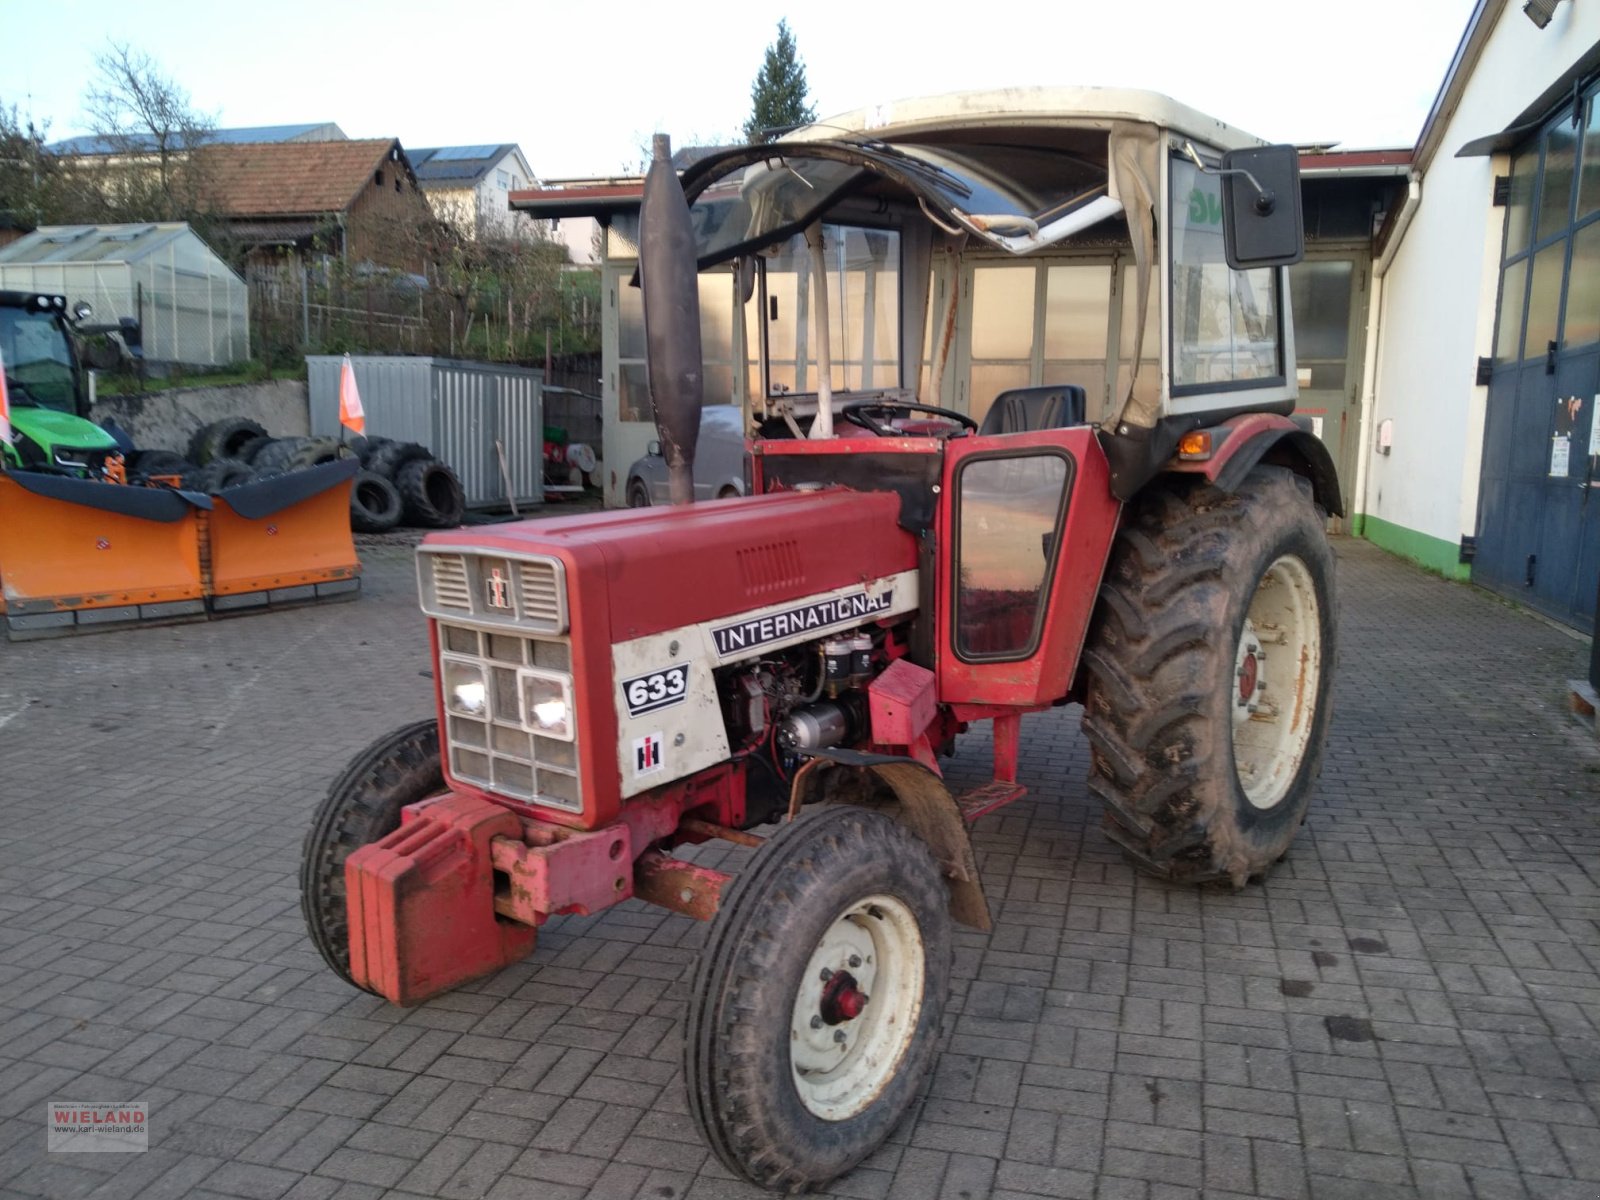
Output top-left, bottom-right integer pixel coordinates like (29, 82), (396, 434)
(410, 145), (543, 242)
(1363, 0), (1600, 630)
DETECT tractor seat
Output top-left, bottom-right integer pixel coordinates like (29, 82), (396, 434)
(977, 385), (1088, 436)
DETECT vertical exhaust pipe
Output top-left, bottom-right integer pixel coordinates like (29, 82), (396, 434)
(639, 134), (703, 505)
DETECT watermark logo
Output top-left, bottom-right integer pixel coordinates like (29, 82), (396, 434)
(47, 1101), (148, 1153)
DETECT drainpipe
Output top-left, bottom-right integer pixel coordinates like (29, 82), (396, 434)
(1374, 174), (1421, 277)
(1354, 172), (1421, 532)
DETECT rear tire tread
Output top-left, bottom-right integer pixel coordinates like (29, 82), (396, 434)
(1080, 467), (1335, 887)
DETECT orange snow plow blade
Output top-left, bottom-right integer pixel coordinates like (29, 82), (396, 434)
(0, 458), (361, 640)
(206, 459), (361, 613)
(0, 471), (207, 639)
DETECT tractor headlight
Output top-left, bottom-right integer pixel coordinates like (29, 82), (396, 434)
(442, 657), (487, 716)
(520, 669), (573, 741)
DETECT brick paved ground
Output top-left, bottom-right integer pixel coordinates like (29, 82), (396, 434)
(1, 534), (1597, 1200)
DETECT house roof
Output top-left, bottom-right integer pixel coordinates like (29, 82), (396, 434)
(408, 144), (526, 186)
(508, 152), (720, 219)
(1414, 0), (1504, 173)
(1297, 148), (1414, 177)
(510, 183), (643, 219)
(200, 138), (408, 218)
(51, 122), (346, 155)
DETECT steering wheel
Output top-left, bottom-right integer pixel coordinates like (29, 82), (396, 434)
(840, 400), (978, 439)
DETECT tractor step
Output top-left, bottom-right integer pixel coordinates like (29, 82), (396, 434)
(957, 780), (1027, 824)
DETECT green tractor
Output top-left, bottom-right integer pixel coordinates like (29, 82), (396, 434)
(0, 290), (140, 479)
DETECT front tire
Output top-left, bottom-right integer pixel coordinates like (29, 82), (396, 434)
(1080, 466), (1336, 886)
(300, 720), (444, 989)
(685, 806), (952, 1192)
(627, 478), (651, 507)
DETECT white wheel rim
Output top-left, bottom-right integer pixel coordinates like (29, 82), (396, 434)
(1231, 554), (1322, 811)
(789, 893), (925, 1121)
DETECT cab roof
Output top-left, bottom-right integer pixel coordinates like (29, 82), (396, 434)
(786, 87), (1267, 153)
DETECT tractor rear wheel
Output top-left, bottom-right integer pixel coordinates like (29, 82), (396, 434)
(300, 720), (444, 990)
(1080, 465), (1336, 886)
(685, 806), (951, 1192)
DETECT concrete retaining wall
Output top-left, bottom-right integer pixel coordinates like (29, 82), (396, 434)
(90, 378), (309, 454)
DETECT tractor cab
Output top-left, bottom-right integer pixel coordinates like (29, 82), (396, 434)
(652, 91), (1324, 709)
(0, 290), (139, 478)
(648, 89), (1310, 486)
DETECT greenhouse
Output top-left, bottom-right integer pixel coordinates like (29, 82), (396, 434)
(0, 223), (248, 366)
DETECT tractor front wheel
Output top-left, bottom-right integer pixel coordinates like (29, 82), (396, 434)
(300, 720), (444, 990)
(1081, 465), (1336, 886)
(685, 806), (952, 1192)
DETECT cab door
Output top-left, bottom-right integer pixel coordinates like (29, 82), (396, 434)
(936, 427), (1120, 705)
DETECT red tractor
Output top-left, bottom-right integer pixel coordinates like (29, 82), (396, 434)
(302, 89), (1339, 1192)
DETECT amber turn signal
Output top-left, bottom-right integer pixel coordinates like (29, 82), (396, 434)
(1177, 431), (1213, 460)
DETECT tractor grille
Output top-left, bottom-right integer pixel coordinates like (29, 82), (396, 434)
(517, 560), (562, 627)
(418, 548), (568, 634)
(431, 554), (471, 610)
(437, 621), (581, 812)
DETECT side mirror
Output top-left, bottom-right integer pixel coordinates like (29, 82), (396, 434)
(1219, 144), (1304, 270)
(648, 440), (662, 457)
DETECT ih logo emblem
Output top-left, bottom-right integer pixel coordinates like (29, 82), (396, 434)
(633, 732), (664, 777)
(484, 566), (511, 611)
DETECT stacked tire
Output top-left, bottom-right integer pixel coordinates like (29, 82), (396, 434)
(350, 471), (403, 533)
(153, 418), (466, 532)
(189, 418), (268, 467)
(358, 438), (465, 531)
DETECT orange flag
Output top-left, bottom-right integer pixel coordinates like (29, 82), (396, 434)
(0, 341), (11, 447)
(338, 353), (366, 435)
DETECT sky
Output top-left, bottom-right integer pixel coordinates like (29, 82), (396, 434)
(1, 0), (1479, 179)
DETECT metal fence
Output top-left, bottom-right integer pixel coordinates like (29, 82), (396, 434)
(307, 355), (545, 509)
(249, 263), (600, 370)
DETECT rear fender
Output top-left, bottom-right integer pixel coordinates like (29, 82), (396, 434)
(788, 755), (991, 931)
(1163, 413), (1343, 516)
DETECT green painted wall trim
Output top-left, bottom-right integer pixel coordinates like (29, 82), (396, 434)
(1356, 513), (1471, 580)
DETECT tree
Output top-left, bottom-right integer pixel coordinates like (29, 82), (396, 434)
(0, 103), (62, 228)
(78, 42), (219, 226)
(743, 20), (816, 143)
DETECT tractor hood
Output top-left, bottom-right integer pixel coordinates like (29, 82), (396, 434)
(9, 407), (116, 453)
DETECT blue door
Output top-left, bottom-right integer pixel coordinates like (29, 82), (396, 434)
(1476, 95), (1600, 630)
